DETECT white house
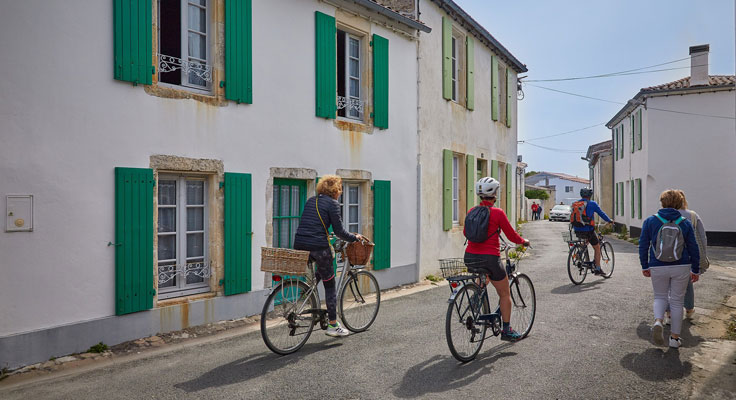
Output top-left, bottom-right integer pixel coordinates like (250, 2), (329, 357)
(584, 140), (613, 218)
(0, 0), (430, 369)
(607, 44), (735, 244)
(416, 0), (527, 276)
(525, 172), (590, 205)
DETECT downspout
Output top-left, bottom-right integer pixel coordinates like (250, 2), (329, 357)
(611, 127), (616, 232)
(414, 0), (423, 284)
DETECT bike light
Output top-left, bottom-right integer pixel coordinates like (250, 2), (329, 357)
(272, 275), (282, 282)
(450, 282), (458, 288)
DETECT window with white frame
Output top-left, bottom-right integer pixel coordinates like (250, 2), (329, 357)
(158, 0), (212, 91)
(337, 29), (363, 120)
(336, 182), (361, 267)
(157, 176), (210, 299)
(452, 156), (459, 223)
(565, 186), (573, 193)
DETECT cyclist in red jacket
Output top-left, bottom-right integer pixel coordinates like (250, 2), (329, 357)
(464, 177), (530, 341)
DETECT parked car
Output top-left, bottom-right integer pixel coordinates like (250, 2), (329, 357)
(549, 205), (572, 222)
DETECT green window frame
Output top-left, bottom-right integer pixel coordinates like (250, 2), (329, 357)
(272, 179), (307, 249)
(442, 17), (452, 100)
(315, 11), (337, 119)
(114, 0), (153, 85)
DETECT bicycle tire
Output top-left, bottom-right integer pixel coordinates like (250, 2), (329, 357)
(260, 279), (318, 355)
(446, 283), (488, 363)
(509, 273), (536, 338)
(567, 245), (588, 285)
(339, 270), (381, 332)
(600, 241), (615, 278)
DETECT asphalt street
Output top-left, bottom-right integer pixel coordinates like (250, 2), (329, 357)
(2, 220), (735, 399)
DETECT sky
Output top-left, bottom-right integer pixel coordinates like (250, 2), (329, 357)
(452, 0), (736, 178)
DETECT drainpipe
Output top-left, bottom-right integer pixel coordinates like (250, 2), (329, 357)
(611, 127), (616, 232)
(414, 0), (423, 284)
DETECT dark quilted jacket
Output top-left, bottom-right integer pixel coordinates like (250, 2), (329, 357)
(293, 194), (357, 251)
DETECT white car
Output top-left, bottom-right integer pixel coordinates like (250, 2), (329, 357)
(549, 205), (572, 222)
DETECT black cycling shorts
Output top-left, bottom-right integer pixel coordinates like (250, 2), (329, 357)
(575, 230), (599, 246)
(464, 253), (506, 281)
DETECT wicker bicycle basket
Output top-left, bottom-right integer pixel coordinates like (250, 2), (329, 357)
(260, 247), (310, 275)
(346, 241), (375, 265)
(438, 258), (469, 279)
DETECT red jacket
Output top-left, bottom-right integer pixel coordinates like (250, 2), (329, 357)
(531, 204), (538, 212)
(465, 200), (525, 256)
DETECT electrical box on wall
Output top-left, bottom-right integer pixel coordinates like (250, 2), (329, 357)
(6, 195), (33, 232)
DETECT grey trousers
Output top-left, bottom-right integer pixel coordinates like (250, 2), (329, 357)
(650, 265), (691, 336)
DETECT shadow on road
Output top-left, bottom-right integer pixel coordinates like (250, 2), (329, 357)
(173, 341), (343, 392)
(550, 279), (605, 295)
(620, 348), (692, 381)
(393, 343), (516, 398)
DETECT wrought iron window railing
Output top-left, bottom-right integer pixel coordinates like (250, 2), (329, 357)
(157, 53), (213, 84)
(158, 261), (212, 285)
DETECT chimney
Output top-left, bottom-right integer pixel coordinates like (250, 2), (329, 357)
(689, 44), (710, 86)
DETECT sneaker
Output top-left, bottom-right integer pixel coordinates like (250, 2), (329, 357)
(685, 309), (695, 320)
(501, 327), (523, 342)
(593, 266), (603, 275)
(668, 336), (682, 349)
(652, 320), (664, 345)
(664, 314), (671, 326)
(325, 322), (349, 337)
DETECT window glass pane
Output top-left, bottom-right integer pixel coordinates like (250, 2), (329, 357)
(188, 62), (207, 87)
(158, 262), (177, 288)
(187, 232), (204, 257)
(280, 186), (290, 216)
(188, 32), (206, 60)
(158, 208), (176, 232)
(349, 59), (359, 78)
(186, 181), (204, 204)
(349, 186), (358, 203)
(291, 186), (301, 216)
(279, 219), (289, 248)
(186, 260), (205, 284)
(350, 78), (359, 98)
(349, 223), (359, 232)
(273, 221), (280, 247)
(289, 218), (298, 248)
(349, 205), (358, 224)
(188, 4), (206, 33)
(158, 235), (176, 260)
(187, 207), (204, 231)
(349, 38), (359, 58)
(159, 180), (177, 205)
(273, 186), (279, 216)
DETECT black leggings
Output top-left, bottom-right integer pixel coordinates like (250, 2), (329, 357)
(308, 248), (337, 321)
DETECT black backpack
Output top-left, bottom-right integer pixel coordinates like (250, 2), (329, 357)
(464, 206), (500, 243)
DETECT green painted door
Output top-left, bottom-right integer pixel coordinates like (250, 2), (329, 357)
(373, 181), (391, 270)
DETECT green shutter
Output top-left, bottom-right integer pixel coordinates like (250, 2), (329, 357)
(620, 182), (624, 216)
(506, 166), (513, 215)
(637, 109), (642, 150)
(630, 180), (634, 218)
(373, 180), (391, 270)
(614, 128), (619, 161)
(491, 160), (499, 180)
(224, 0), (253, 104)
(615, 182), (618, 215)
(373, 34), (389, 129)
(466, 36), (475, 110)
(442, 17), (452, 100)
(637, 178), (642, 219)
(115, 167), (154, 315)
(630, 116), (635, 153)
(506, 70), (513, 128)
(466, 155), (475, 211)
(491, 56), (499, 121)
(443, 149), (453, 231)
(114, 0), (153, 85)
(224, 172), (252, 295)
(315, 11), (336, 119)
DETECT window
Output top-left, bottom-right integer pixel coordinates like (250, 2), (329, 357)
(451, 37), (458, 101)
(452, 156), (459, 223)
(337, 30), (363, 120)
(476, 159), (488, 179)
(157, 176), (210, 299)
(336, 182), (361, 267)
(158, 0), (212, 91)
(272, 179), (306, 248)
(565, 186), (574, 193)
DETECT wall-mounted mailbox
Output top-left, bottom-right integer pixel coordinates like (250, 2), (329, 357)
(6, 195), (33, 232)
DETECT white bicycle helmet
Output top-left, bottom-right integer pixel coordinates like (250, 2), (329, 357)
(476, 177), (500, 198)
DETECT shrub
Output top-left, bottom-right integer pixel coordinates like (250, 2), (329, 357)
(525, 189), (549, 200)
(617, 225), (629, 240)
(425, 274), (442, 283)
(88, 342), (108, 353)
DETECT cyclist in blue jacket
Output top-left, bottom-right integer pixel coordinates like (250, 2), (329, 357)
(572, 188), (614, 275)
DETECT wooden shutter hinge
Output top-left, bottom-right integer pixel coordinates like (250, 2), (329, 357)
(219, 181), (225, 189)
(369, 40), (373, 47)
(107, 241), (122, 247)
(219, 279), (225, 286)
(151, 66), (156, 75)
(219, 81), (225, 88)
(370, 112), (374, 118)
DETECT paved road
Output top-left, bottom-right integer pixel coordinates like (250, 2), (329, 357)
(3, 221), (735, 399)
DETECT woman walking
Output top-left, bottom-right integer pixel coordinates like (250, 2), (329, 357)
(638, 190), (700, 348)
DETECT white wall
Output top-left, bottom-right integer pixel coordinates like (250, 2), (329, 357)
(543, 177), (588, 205)
(416, 0), (520, 275)
(613, 105), (648, 228)
(0, 0), (419, 336)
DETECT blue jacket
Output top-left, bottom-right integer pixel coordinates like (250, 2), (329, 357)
(293, 194), (357, 251)
(572, 199), (612, 232)
(638, 208), (700, 274)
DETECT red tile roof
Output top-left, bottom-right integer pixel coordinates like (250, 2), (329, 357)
(642, 75), (735, 92)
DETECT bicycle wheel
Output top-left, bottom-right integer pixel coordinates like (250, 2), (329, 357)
(261, 279), (318, 355)
(567, 246), (588, 285)
(509, 273), (536, 338)
(446, 283), (488, 363)
(339, 270), (381, 332)
(599, 241), (615, 278)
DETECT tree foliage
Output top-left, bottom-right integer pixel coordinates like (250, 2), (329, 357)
(524, 170), (539, 178)
(525, 189), (549, 200)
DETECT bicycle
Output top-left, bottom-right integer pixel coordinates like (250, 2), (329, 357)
(260, 236), (381, 355)
(564, 225), (615, 285)
(440, 237), (536, 363)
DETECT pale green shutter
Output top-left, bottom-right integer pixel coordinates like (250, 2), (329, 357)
(443, 149), (453, 231)
(630, 180), (634, 218)
(115, 167), (154, 315)
(506, 166), (513, 215)
(373, 180), (391, 270)
(224, 0), (253, 104)
(491, 56), (499, 121)
(506, 70), (513, 128)
(114, 0), (153, 85)
(637, 178), (642, 219)
(372, 34), (389, 129)
(466, 155), (475, 211)
(615, 182), (618, 215)
(614, 128), (619, 161)
(630, 116), (635, 153)
(466, 36), (474, 110)
(224, 172), (252, 295)
(491, 160), (499, 180)
(442, 17), (452, 100)
(315, 11), (336, 119)
(637, 109), (642, 150)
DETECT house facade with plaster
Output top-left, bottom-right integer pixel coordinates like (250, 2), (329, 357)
(525, 172), (590, 206)
(585, 140), (613, 219)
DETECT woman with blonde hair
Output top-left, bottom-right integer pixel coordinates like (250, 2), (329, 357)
(293, 175), (365, 337)
(638, 189), (699, 348)
(665, 190), (708, 324)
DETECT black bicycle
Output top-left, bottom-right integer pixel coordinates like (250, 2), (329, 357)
(440, 237), (536, 363)
(564, 226), (615, 285)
